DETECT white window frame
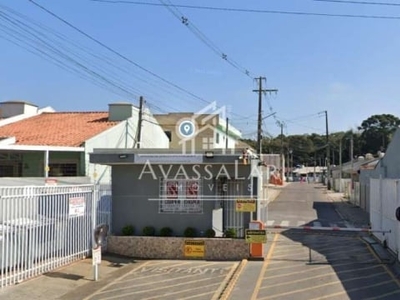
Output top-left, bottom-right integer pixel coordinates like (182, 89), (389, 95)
(159, 178), (203, 214)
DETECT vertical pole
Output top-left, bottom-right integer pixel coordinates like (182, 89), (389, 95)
(350, 134), (354, 187)
(280, 122), (284, 182)
(225, 117), (229, 149)
(92, 186), (98, 281)
(339, 138), (343, 192)
(325, 111), (331, 190)
(257, 77), (263, 155)
(314, 151), (316, 183)
(44, 150), (49, 178)
(137, 96), (144, 149)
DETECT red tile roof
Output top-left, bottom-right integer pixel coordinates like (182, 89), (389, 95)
(0, 112), (120, 147)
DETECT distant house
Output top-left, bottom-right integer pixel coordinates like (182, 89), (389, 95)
(293, 166), (326, 179)
(154, 112), (242, 153)
(0, 101), (169, 184)
(363, 127), (400, 180)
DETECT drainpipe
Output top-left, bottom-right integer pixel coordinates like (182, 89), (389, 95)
(44, 150), (49, 178)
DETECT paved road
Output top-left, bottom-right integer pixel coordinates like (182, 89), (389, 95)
(80, 260), (238, 300)
(265, 183), (351, 228)
(229, 183), (400, 300)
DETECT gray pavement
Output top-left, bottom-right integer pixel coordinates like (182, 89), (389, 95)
(227, 183), (400, 300)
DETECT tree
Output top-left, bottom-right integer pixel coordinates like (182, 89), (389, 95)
(358, 114), (400, 154)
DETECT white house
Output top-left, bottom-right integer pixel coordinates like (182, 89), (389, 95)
(0, 101), (169, 185)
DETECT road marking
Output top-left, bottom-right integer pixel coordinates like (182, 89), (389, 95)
(140, 282), (222, 300)
(217, 260), (247, 300)
(115, 261), (211, 283)
(361, 237), (400, 288)
(261, 270), (386, 290)
(364, 289), (400, 300)
(312, 242), (363, 252)
(180, 291), (216, 300)
(103, 263), (232, 292)
(307, 280), (395, 300)
(250, 233), (279, 300)
(82, 260), (151, 300)
(266, 220), (275, 226)
(280, 220), (290, 227)
(258, 278), (394, 300)
(98, 274), (225, 299)
(264, 263), (380, 281)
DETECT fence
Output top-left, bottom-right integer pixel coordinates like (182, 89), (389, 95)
(0, 184), (111, 288)
(370, 177), (400, 261)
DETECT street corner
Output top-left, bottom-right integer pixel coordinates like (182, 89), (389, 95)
(82, 260), (240, 300)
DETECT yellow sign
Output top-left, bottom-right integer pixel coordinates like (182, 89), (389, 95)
(245, 229), (267, 244)
(184, 240), (205, 258)
(236, 199), (256, 212)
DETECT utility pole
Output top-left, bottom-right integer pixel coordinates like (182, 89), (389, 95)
(279, 121), (284, 181)
(339, 137), (343, 192)
(253, 77), (278, 155)
(136, 96), (144, 149)
(324, 110), (331, 190)
(225, 117), (229, 149)
(350, 133), (354, 191)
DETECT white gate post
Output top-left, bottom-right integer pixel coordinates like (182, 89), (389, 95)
(396, 180), (400, 260)
(91, 184), (98, 281)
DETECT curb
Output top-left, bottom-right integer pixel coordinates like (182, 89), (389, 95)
(217, 259), (248, 300)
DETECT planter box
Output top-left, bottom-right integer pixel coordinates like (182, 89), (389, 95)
(107, 236), (249, 261)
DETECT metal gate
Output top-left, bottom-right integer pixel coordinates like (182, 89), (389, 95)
(217, 178), (246, 238)
(0, 184), (110, 288)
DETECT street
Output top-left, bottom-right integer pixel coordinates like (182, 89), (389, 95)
(229, 183), (400, 300)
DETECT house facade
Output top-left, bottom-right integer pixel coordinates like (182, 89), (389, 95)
(89, 148), (264, 237)
(154, 112), (242, 153)
(0, 101), (169, 184)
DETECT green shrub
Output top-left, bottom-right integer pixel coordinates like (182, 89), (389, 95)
(205, 228), (216, 238)
(159, 227), (173, 237)
(121, 225), (134, 236)
(142, 226), (156, 236)
(224, 228), (237, 238)
(184, 227), (197, 237)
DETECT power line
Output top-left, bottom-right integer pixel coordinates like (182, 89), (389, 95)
(28, 0), (248, 119)
(314, 0), (400, 7)
(91, 0), (400, 20)
(27, 0), (209, 106)
(158, 0), (253, 78)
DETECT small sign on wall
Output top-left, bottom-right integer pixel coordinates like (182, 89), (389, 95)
(235, 199), (256, 212)
(69, 197), (85, 217)
(184, 240), (205, 258)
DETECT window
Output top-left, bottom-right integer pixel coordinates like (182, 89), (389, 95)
(159, 179), (203, 214)
(49, 163), (78, 177)
(216, 133), (220, 144)
(164, 131), (172, 142)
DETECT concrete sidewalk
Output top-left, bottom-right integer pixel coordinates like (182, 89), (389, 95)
(0, 255), (141, 300)
(325, 189), (370, 228)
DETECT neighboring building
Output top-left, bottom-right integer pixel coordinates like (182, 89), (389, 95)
(154, 112), (242, 153)
(0, 101), (169, 184)
(293, 166), (326, 177)
(89, 148), (263, 237)
(363, 127), (400, 179)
